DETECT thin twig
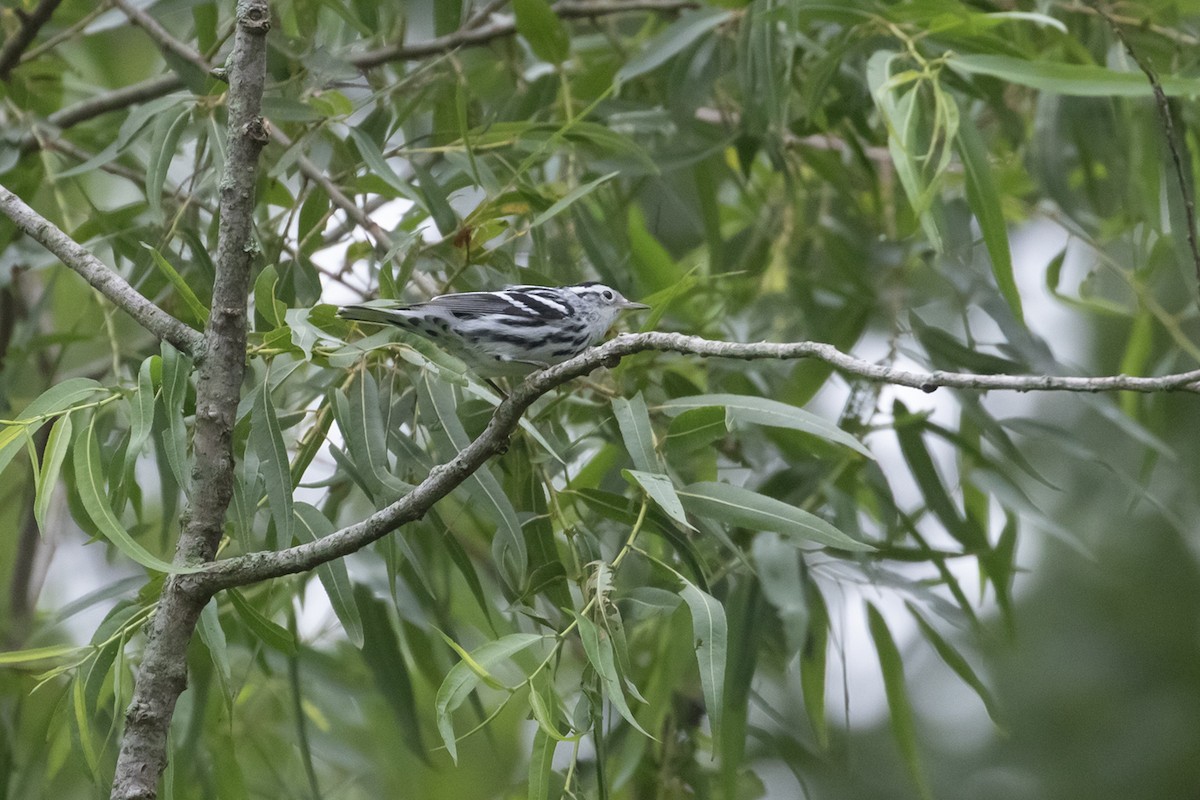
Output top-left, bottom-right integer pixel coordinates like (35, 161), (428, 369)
(1092, 3), (1200, 299)
(0, 184), (205, 357)
(111, 0), (223, 79)
(0, 0), (64, 80)
(193, 330), (1200, 592)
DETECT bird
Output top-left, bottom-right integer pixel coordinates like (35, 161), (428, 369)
(337, 282), (649, 376)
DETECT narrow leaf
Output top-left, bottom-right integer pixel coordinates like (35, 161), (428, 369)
(575, 614), (654, 739)
(251, 382), (294, 546)
(35, 414), (71, 531)
(159, 341), (192, 496)
(866, 602), (932, 800)
(434, 633), (548, 763)
(906, 602), (1003, 726)
(957, 121), (1021, 323)
(355, 585), (428, 761)
(144, 245), (210, 325)
(623, 469), (694, 531)
(677, 579), (727, 750)
(616, 8), (733, 84)
(952, 53), (1200, 97)
(679, 482), (871, 551)
(660, 394), (871, 457)
(0, 378), (105, 476)
(73, 416), (191, 573)
(197, 599), (233, 708)
(527, 726), (558, 800)
(228, 589), (297, 655)
(611, 393), (659, 473)
(294, 503), (363, 646)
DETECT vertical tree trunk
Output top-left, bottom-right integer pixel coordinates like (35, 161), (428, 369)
(109, 2), (271, 797)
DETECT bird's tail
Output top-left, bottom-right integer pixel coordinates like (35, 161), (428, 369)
(336, 303), (414, 326)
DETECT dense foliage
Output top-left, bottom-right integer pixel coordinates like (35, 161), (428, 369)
(3, 1), (1200, 798)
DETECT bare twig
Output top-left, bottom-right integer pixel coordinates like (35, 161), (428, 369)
(109, 2), (272, 797)
(0, 0), (64, 80)
(1092, 3), (1200, 298)
(191, 330), (1200, 592)
(0, 185), (205, 357)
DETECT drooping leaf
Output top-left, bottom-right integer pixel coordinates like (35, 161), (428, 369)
(660, 394), (871, 458)
(435, 633), (549, 763)
(679, 481), (871, 551)
(866, 602), (932, 800)
(72, 416), (191, 573)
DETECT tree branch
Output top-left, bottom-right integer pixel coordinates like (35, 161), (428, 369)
(190, 331), (1200, 593)
(109, 1), (272, 797)
(0, 185), (205, 357)
(0, 0), (63, 80)
(111, 0), (223, 78)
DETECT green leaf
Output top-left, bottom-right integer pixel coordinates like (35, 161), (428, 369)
(144, 245), (210, 326)
(253, 264), (287, 329)
(146, 108), (190, 222)
(528, 171), (618, 230)
(513, 0), (570, 63)
(679, 482), (872, 551)
(905, 602), (1003, 727)
(750, 532), (807, 655)
(0, 644), (81, 665)
(952, 53), (1200, 97)
(34, 413), (71, 531)
(611, 393), (659, 473)
(660, 394), (871, 458)
(527, 726), (557, 800)
(575, 614), (653, 739)
(420, 375), (525, 587)
(616, 8), (733, 84)
(72, 416), (192, 573)
(866, 602), (932, 800)
(677, 579), (728, 750)
(121, 356), (157, 480)
(893, 400), (985, 550)
(197, 599), (233, 708)
(294, 503), (363, 646)
(251, 381), (294, 546)
(159, 341), (192, 496)
(72, 673), (101, 779)
(435, 633), (548, 763)
(623, 469), (694, 531)
(956, 120), (1021, 323)
(799, 581), (829, 749)
(664, 406), (727, 455)
(347, 128), (420, 202)
(228, 589), (297, 655)
(0, 378), (105, 476)
(355, 585), (427, 761)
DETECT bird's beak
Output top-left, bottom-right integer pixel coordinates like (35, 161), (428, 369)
(622, 300), (650, 311)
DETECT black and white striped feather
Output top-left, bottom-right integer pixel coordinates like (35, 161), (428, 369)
(337, 282), (648, 376)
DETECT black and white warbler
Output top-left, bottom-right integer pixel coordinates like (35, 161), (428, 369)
(337, 282), (649, 375)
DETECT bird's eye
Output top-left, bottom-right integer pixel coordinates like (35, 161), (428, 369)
(602, 290), (615, 301)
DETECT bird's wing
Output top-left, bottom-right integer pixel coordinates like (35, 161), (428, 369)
(426, 290), (569, 320)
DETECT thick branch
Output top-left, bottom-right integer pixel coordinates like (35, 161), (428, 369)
(191, 331), (1200, 592)
(0, 0), (63, 80)
(109, 1), (272, 797)
(0, 185), (205, 357)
